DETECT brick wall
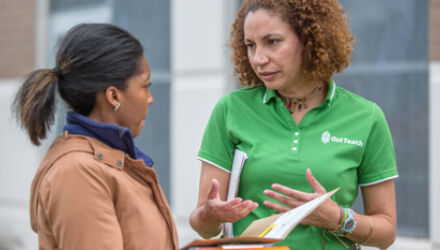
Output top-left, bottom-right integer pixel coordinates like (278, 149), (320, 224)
(432, 0), (440, 60)
(0, 0), (36, 78)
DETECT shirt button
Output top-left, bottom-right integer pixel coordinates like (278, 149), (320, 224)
(116, 160), (123, 167)
(293, 140), (299, 144)
(97, 153), (103, 160)
(294, 132), (300, 136)
(292, 147), (298, 151)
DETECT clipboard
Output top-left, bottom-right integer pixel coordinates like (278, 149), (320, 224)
(182, 188), (340, 249)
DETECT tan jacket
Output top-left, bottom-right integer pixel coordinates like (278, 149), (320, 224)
(30, 134), (178, 250)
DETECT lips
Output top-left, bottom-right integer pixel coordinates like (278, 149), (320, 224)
(259, 72), (277, 81)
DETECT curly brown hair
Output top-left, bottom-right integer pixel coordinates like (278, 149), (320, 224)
(230, 0), (354, 86)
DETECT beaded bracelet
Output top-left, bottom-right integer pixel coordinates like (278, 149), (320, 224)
(359, 217), (374, 245)
(329, 207), (348, 233)
(337, 206), (345, 227)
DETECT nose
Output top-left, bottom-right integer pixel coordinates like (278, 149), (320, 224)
(148, 94), (154, 105)
(147, 91), (154, 106)
(251, 47), (269, 66)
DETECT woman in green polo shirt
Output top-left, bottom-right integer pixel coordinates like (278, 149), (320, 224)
(190, 0), (398, 249)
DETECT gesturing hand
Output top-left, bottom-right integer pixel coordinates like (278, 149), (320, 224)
(201, 178), (259, 224)
(262, 169), (340, 230)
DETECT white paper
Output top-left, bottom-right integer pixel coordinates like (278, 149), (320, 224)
(223, 149), (248, 238)
(263, 188), (339, 239)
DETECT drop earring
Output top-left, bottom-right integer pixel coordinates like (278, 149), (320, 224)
(114, 102), (120, 111)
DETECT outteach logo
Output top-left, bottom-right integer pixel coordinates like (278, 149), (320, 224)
(321, 131), (331, 144)
(321, 131), (363, 147)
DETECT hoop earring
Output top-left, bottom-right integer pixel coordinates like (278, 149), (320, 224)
(114, 102), (120, 111)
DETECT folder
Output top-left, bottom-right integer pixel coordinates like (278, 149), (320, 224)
(224, 149), (248, 238)
(186, 246), (289, 250)
(181, 188), (339, 250)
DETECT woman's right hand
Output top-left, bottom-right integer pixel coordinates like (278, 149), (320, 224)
(200, 178), (258, 224)
(190, 162), (258, 238)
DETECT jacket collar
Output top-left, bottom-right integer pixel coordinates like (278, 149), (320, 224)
(30, 134), (150, 233)
(63, 111), (154, 167)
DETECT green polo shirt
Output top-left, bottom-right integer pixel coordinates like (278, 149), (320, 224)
(197, 81), (398, 249)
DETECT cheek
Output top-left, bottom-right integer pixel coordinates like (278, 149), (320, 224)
(135, 94), (148, 107)
(137, 95), (150, 115)
(247, 54), (255, 68)
(279, 42), (302, 62)
(247, 50), (258, 67)
(282, 50), (302, 71)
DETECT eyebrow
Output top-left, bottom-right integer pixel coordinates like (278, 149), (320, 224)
(244, 33), (282, 43)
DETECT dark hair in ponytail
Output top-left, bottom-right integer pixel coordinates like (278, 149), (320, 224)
(12, 70), (57, 145)
(12, 23), (144, 145)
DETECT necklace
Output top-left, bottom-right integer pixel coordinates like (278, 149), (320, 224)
(277, 82), (323, 114)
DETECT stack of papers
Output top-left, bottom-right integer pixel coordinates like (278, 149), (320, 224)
(186, 246), (289, 250)
(181, 188), (339, 250)
(182, 237), (285, 250)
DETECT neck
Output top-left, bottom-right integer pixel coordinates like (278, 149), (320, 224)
(277, 78), (321, 98)
(87, 108), (117, 125)
(87, 93), (119, 125)
(276, 81), (327, 114)
(278, 81), (324, 99)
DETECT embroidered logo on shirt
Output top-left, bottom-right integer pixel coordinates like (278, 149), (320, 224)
(321, 131), (331, 144)
(321, 131), (363, 147)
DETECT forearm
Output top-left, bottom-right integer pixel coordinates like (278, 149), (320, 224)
(189, 206), (222, 239)
(345, 213), (396, 249)
(346, 180), (397, 249)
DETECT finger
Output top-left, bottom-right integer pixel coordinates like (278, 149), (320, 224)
(231, 201), (259, 220)
(223, 197), (243, 208)
(263, 200), (290, 213)
(263, 189), (302, 207)
(207, 178), (220, 200)
(237, 202), (258, 217)
(306, 169), (326, 194)
(231, 200), (258, 210)
(270, 184), (314, 201)
(214, 201), (257, 222)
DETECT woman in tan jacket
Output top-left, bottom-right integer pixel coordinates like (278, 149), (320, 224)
(12, 23), (178, 250)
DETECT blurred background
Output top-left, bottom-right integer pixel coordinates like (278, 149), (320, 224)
(0, 0), (439, 249)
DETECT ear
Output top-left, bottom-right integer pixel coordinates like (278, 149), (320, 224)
(104, 86), (122, 108)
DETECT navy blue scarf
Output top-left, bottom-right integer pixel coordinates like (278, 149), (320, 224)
(63, 111), (154, 167)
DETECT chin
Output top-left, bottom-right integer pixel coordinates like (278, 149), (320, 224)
(263, 82), (283, 90)
(132, 131), (141, 138)
(132, 124), (145, 138)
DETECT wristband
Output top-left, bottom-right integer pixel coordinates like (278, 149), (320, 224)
(330, 208), (357, 236)
(340, 208), (357, 234)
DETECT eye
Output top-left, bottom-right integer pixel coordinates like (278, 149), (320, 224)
(245, 43), (256, 49)
(268, 39), (279, 45)
(144, 82), (152, 89)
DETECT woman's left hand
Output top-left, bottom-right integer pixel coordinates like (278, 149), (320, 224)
(263, 168), (341, 230)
